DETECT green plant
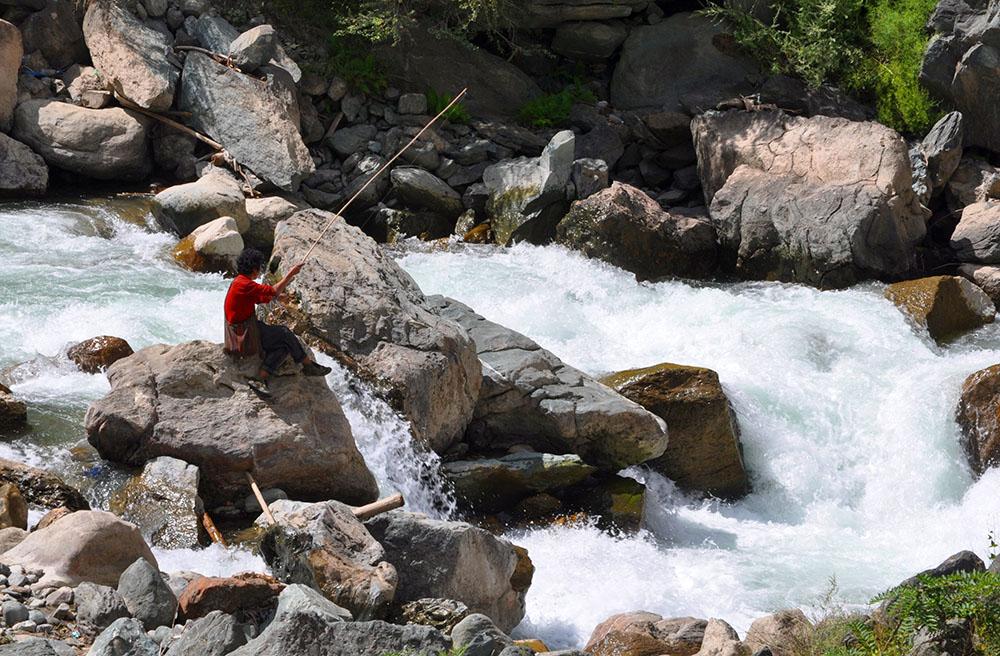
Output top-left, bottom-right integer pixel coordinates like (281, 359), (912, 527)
(517, 82), (597, 128)
(329, 0), (514, 44)
(427, 89), (471, 124)
(323, 37), (388, 95)
(700, 0), (941, 134)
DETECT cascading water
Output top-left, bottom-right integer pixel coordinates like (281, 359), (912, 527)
(396, 242), (1000, 647)
(4, 200), (999, 651)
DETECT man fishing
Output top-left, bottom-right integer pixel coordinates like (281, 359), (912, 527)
(224, 248), (330, 397)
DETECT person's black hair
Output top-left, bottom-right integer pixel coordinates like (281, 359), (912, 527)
(236, 248), (266, 277)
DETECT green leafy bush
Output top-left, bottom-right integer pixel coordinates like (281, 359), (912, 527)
(321, 37), (387, 95)
(427, 89), (472, 124)
(329, 0), (514, 44)
(517, 83), (596, 128)
(700, 0), (941, 134)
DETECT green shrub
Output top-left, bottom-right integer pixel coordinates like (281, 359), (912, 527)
(517, 82), (596, 128)
(321, 37), (387, 95)
(329, 0), (514, 44)
(700, 0), (941, 134)
(427, 89), (472, 124)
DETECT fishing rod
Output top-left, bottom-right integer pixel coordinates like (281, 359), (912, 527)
(298, 87), (469, 264)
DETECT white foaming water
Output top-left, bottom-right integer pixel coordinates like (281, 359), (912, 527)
(397, 242), (1000, 648)
(0, 201), (442, 575)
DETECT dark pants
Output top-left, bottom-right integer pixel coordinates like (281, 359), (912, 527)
(258, 321), (307, 375)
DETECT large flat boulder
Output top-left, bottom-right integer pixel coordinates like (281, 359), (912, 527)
(179, 52), (313, 191)
(260, 500), (397, 620)
(428, 296), (667, 471)
(611, 12), (756, 111)
(0, 510), (156, 587)
(0, 20), (21, 133)
(376, 24), (540, 119)
(83, 0), (178, 111)
(692, 110), (928, 287)
(83, 340), (378, 506)
(955, 364), (1000, 475)
(0, 133), (47, 196)
(603, 363), (748, 499)
(556, 182), (718, 280)
(13, 100), (150, 181)
(269, 210), (481, 454)
(366, 511), (532, 633)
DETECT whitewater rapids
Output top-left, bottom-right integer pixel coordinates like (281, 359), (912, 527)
(1, 200), (998, 649)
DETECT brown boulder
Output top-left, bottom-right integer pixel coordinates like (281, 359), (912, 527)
(955, 364), (1000, 474)
(0, 20), (21, 133)
(744, 609), (811, 656)
(0, 384), (26, 430)
(556, 182), (718, 281)
(585, 611), (708, 656)
(603, 363), (748, 499)
(0, 484), (27, 530)
(885, 276), (994, 342)
(66, 336), (134, 374)
(0, 510), (157, 587)
(34, 506), (71, 530)
(178, 573), (285, 621)
(0, 458), (88, 510)
(0, 527), (26, 554)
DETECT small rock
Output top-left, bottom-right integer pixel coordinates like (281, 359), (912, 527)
(118, 558), (178, 630)
(161, 609), (250, 656)
(28, 610), (45, 625)
(393, 598), (470, 633)
(66, 336), (133, 374)
(452, 613), (513, 656)
(75, 582), (130, 629)
(744, 609), (812, 656)
(0, 384), (27, 430)
(90, 617), (159, 656)
(44, 587), (73, 606)
(13, 619), (37, 632)
(227, 25), (277, 72)
(3, 600), (29, 625)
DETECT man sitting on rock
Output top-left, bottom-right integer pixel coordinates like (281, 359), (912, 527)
(224, 248), (331, 397)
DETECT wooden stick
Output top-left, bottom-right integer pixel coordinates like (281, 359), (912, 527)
(173, 45), (242, 72)
(298, 88), (468, 264)
(201, 511), (228, 546)
(114, 93), (225, 151)
(246, 472), (276, 525)
(351, 493), (404, 521)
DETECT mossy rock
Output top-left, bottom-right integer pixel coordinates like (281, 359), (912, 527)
(602, 362), (749, 500)
(885, 275), (995, 342)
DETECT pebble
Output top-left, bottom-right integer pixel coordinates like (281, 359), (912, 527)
(28, 598), (46, 608)
(12, 619), (36, 632)
(46, 587), (73, 606)
(52, 603), (72, 621)
(28, 610), (46, 625)
(7, 573), (27, 587)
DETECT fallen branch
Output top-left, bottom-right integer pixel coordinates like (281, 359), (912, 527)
(246, 472), (276, 525)
(173, 45), (242, 73)
(113, 93), (224, 151)
(352, 493), (404, 521)
(201, 510), (228, 546)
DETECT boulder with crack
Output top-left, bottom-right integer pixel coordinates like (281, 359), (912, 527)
(428, 296), (667, 471)
(269, 210), (481, 454)
(692, 109), (929, 288)
(83, 340), (378, 506)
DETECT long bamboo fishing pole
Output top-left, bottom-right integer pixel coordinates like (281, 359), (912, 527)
(298, 87), (468, 264)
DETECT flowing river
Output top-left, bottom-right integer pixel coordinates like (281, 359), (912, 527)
(2, 199), (999, 650)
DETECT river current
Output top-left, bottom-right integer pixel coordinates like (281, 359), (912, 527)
(2, 199), (998, 649)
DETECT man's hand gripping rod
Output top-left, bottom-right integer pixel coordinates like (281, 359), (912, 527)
(297, 88), (469, 266)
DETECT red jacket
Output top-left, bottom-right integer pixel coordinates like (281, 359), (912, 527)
(224, 275), (276, 323)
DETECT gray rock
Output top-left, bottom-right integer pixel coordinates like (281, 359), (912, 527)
(696, 618), (745, 656)
(376, 24), (540, 119)
(75, 582), (130, 629)
(179, 52), (314, 191)
(228, 25), (277, 72)
(28, 610), (46, 625)
(0, 132), (47, 196)
(900, 550), (985, 588)
(483, 129), (575, 245)
(13, 100), (150, 181)
(393, 598), (469, 633)
(84, 341), (377, 507)
(390, 167), (463, 218)
(83, 0), (178, 112)
(109, 457), (202, 550)
(90, 617), (159, 656)
(154, 167), (249, 237)
(230, 614), (450, 656)
(398, 92), (428, 115)
(557, 182), (718, 280)
(189, 14), (238, 51)
(152, 129), (197, 181)
(451, 613), (513, 656)
(951, 200), (1000, 263)
(274, 584), (353, 624)
(693, 109), (928, 288)
(0, 20), (21, 133)
(0, 526), (26, 554)
(164, 610), (250, 656)
(552, 21), (628, 61)
(518, 0), (647, 27)
(142, 0), (166, 18)
(19, 0), (87, 68)
(327, 124), (377, 158)
(244, 196), (308, 251)
(269, 210), (481, 454)
(260, 501), (396, 620)
(922, 111), (963, 191)
(117, 558), (177, 630)
(612, 13), (756, 110)
(442, 452), (596, 512)
(0, 638), (73, 656)
(571, 158), (609, 200)
(428, 296), (668, 470)
(958, 263), (1000, 309)
(947, 156), (1000, 211)
(3, 599), (28, 625)
(366, 511), (532, 633)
